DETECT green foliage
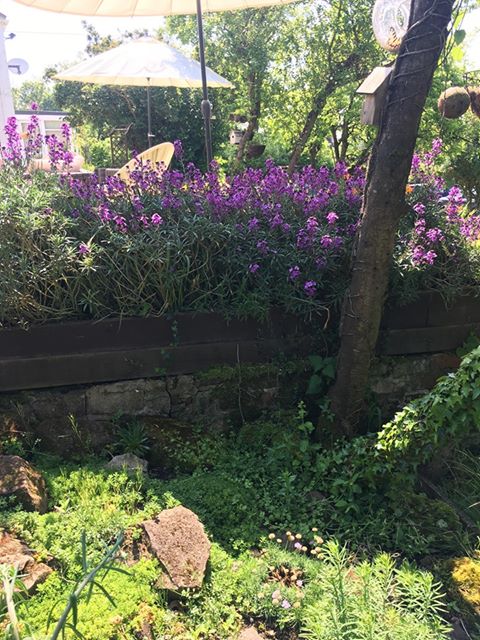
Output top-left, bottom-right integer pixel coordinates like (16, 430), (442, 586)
(18, 557), (160, 640)
(300, 543), (449, 640)
(13, 80), (58, 111)
(3, 348), (480, 636)
(1, 466), (164, 576)
(112, 420), (150, 458)
(306, 355), (336, 397)
(376, 345), (480, 473)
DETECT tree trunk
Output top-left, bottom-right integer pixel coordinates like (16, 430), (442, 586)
(322, 0), (454, 438)
(287, 87), (332, 174)
(236, 72), (261, 165)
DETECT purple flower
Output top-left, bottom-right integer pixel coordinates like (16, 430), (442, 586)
(320, 235), (333, 249)
(289, 265), (301, 280)
(297, 230), (312, 250)
(294, 541), (302, 549)
(248, 263), (260, 274)
(426, 227), (443, 243)
(78, 242), (90, 256)
(248, 217), (260, 231)
(151, 213), (163, 225)
(412, 245), (437, 266)
(423, 249), (437, 265)
(173, 139), (183, 160)
(414, 219), (426, 236)
(304, 280), (317, 297)
(256, 240), (269, 255)
(305, 216), (319, 234)
(113, 215), (127, 231)
(31, 102), (39, 111)
(281, 600), (291, 609)
(326, 211), (338, 225)
(431, 138), (443, 156)
(334, 161), (348, 178)
(270, 213), (284, 228)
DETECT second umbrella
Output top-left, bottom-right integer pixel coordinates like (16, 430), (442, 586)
(55, 37), (233, 148)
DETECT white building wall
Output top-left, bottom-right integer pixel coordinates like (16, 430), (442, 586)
(0, 14), (15, 149)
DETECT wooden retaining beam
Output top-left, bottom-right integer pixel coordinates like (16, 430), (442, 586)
(1, 292), (479, 392)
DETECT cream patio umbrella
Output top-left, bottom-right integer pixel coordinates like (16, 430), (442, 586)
(14, 0), (298, 164)
(55, 37), (233, 147)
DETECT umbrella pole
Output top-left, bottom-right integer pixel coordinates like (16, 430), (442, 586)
(195, 0), (213, 166)
(146, 79), (153, 148)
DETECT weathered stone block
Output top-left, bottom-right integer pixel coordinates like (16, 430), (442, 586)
(106, 454), (148, 474)
(86, 380), (145, 415)
(143, 506), (210, 588)
(0, 455), (47, 513)
(167, 375), (197, 403)
(141, 379), (171, 416)
(0, 532), (53, 594)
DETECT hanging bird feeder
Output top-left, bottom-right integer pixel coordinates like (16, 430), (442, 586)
(467, 86), (480, 118)
(438, 87), (471, 119)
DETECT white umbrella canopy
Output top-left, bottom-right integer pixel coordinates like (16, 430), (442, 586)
(14, 0), (295, 15)
(55, 37), (233, 146)
(13, 0), (299, 162)
(55, 37), (233, 89)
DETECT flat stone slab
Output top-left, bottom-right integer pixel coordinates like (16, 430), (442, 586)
(0, 532), (52, 593)
(143, 506), (210, 588)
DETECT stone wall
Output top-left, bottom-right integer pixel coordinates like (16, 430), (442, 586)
(0, 352), (461, 464)
(0, 362), (307, 464)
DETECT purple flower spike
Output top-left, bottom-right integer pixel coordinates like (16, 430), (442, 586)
(326, 211), (338, 225)
(173, 139), (183, 160)
(289, 265), (301, 280)
(151, 213), (163, 225)
(304, 280), (317, 297)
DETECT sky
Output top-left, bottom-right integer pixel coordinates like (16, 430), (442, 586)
(1, 0), (164, 86)
(1, 0), (480, 87)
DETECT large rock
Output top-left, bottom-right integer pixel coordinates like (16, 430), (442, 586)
(0, 455), (47, 513)
(143, 506), (210, 588)
(0, 532), (52, 593)
(106, 453), (148, 474)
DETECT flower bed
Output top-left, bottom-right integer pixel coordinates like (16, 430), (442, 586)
(1, 116), (479, 328)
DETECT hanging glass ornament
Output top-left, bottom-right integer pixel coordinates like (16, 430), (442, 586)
(372, 0), (411, 52)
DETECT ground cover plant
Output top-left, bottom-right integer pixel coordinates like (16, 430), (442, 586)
(1, 116), (480, 327)
(3, 347), (480, 638)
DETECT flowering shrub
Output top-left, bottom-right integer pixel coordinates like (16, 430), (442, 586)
(1, 106), (73, 171)
(393, 138), (480, 301)
(1, 116), (480, 326)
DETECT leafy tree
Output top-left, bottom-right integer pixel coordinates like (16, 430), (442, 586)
(12, 80), (58, 111)
(168, 6), (292, 166)
(269, 0), (382, 172)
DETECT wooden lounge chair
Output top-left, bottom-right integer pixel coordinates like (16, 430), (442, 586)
(115, 142), (175, 181)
